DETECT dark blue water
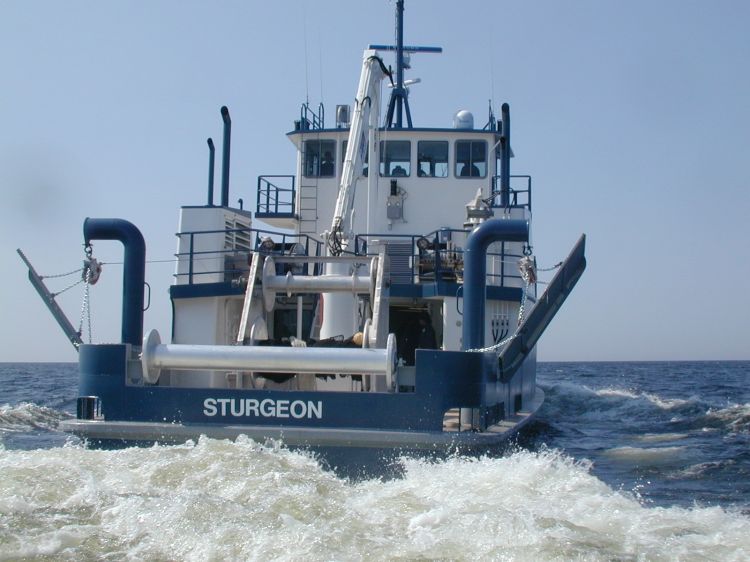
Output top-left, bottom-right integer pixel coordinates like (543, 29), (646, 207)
(1, 361), (748, 511)
(2, 361), (749, 560)
(530, 362), (750, 511)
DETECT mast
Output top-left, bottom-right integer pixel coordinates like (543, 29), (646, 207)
(370, 0), (441, 129)
(393, 0), (406, 128)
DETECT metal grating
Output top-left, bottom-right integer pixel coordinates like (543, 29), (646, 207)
(386, 242), (412, 285)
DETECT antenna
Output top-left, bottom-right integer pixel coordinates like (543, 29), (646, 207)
(369, 0), (441, 129)
(303, 5), (310, 105)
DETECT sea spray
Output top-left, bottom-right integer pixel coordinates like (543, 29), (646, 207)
(1, 361), (749, 558)
(0, 402), (70, 433)
(1, 439), (749, 561)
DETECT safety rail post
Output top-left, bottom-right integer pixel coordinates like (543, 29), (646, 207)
(510, 174), (532, 211)
(433, 234), (442, 281)
(256, 177), (264, 214)
(299, 103), (325, 130)
(527, 175), (532, 211)
(500, 241), (505, 286)
(256, 175), (296, 216)
(188, 233), (195, 285)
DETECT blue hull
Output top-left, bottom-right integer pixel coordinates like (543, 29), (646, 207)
(60, 343), (542, 451)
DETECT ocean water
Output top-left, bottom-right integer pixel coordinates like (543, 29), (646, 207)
(0, 361), (748, 560)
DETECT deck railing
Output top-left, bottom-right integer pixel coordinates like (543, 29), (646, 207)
(256, 175), (296, 218)
(294, 102), (325, 131)
(175, 226), (525, 289)
(489, 174), (532, 211)
(175, 227), (323, 285)
(354, 229), (525, 288)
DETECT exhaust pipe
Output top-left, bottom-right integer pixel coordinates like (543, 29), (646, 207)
(207, 138), (215, 206)
(500, 103), (511, 207)
(221, 106), (231, 207)
(462, 218), (529, 351)
(83, 218), (146, 347)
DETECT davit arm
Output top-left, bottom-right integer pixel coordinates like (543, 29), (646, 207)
(328, 50), (390, 255)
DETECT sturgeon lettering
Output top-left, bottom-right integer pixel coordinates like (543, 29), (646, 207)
(203, 398), (323, 419)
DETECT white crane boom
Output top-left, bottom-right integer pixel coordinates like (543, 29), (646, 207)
(328, 50), (389, 255)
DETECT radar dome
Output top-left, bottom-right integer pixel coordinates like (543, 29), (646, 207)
(453, 110), (474, 129)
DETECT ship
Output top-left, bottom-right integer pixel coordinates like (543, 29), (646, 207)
(19, 0), (585, 455)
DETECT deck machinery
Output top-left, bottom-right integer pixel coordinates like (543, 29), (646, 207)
(22, 1), (586, 453)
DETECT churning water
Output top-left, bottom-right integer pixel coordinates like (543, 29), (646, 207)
(1, 361), (748, 560)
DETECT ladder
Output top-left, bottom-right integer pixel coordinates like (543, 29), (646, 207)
(367, 252), (389, 348)
(298, 182), (319, 236)
(236, 251), (262, 343)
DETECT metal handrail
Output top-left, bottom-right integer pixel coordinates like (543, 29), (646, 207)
(175, 225), (524, 288)
(353, 229), (524, 287)
(299, 102), (325, 130)
(175, 227), (324, 284)
(256, 175), (296, 216)
(489, 174), (532, 211)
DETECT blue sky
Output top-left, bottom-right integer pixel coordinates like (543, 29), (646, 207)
(1, 0), (748, 362)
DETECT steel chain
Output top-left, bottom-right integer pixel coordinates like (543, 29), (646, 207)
(465, 251), (550, 353)
(78, 266), (92, 344)
(466, 280), (528, 353)
(40, 267), (84, 280)
(52, 277), (84, 298)
(466, 254), (564, 353)
(537, 261), (562, 272)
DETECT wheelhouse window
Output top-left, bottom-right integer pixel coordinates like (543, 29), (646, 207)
(417, 141), (448, 177)
(379, 140), (411, 177)
(455, 140), (487, 178)
(342, 140), (368, 177)
(304, 139), (336, 177)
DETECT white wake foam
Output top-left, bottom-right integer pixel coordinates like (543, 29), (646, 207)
(705, 403), (750, 434)
(0, 402), (70, 433)
(594, 388), (692, 410)
(0, 439), (748, 561)
(601, 445), (689, 467)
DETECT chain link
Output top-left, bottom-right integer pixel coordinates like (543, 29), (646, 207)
(538, 261), (563, 272)
(466, 279), (528, 353)
(51, 277), (84, 297)
(465, 251), (555, 353)
(78, 266), (92, 344)
(40, 267), (84, 280)
(465, 252), (566, 353)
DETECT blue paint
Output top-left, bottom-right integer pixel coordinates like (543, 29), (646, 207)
(169, 282), (243, 300)
(462, 219), (529, 350)
(83, 218), (145, 346)
(78, 345), (489, 432)
(390, 281), (522, 302)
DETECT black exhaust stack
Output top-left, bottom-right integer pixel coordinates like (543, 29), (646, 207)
(500, 103), (511, 207)
(207, 138), (215, 206)
(220, 106), (231, 207)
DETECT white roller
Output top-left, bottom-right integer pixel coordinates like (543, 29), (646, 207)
(141, 329), (396, 385)
(261, 257), (374, 312)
